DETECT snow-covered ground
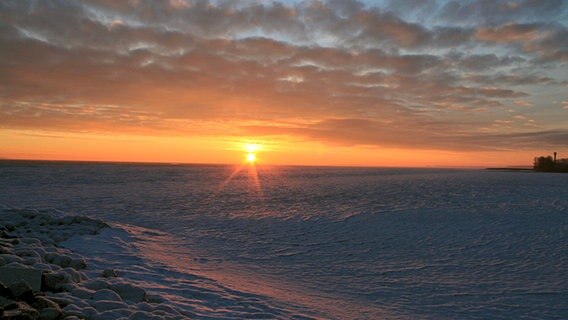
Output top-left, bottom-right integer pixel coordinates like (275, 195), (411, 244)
(1, 162), (567, 319)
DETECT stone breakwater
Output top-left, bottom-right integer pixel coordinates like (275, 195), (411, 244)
(0, 208), (186, 320)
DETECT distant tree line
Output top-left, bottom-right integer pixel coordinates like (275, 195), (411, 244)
(533, 153), (568, 172)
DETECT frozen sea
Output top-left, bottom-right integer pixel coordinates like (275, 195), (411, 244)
(1, 161), (567, 319)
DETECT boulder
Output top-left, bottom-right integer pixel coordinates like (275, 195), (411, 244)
(102, 269), (118, 278)
(2, 301), (40, 320)
(0, 254), (24, 264)
(68, 258), (86, 271)
(92, 300), (128, 311)
(61, 304), (83, 318)
(110, 283), (146, 302)
(0, 296), (18, 310)
(33, 296), (60, 310)
(83, 279), (110, 291)
(42, 272), (69, 292)
(70, 287), (95, 300)
(93, 289), (122, 302)
(129, 310), (163, 320)
(8, 280), (35, 302)
(39, 307), (62, 320)
(52, 255), (72, 268)
(0, 280), (11, 296)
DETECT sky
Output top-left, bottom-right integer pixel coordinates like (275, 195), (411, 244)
(1, 0), (567, 167)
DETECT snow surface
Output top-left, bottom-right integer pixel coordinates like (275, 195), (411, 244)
(1, 163), (567, 319)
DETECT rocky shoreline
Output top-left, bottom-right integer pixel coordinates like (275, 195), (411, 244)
(0, 208), (185, 320)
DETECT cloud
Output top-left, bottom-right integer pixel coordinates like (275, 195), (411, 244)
(476, 23), (568, 61)
(0, 0), (567, 152)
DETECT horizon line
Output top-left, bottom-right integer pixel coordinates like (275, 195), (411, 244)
(0, 157), (487, 170)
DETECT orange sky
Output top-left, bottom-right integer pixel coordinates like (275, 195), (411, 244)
(1, 1), (567, 167)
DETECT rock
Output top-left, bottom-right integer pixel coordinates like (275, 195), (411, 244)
(129, 310), (164, 320)
(83, 279), (110, 291)
(61, 304), (83, 318)
(102, 269), (118, 278)
(44, 295), (73, 307)
(4, 261), (28, 268)
(110, 283), (146, 302)
(39, 307), (62, 320)
(135, 302), (153, 312)
(68, 258), (86, 271)
(145, 295), (165, 304)
(0, 296), (18, 310)
(153, 304), (179, 315)
(8, 279), (35, 302)
(0, 240), (14, 249)
(2, 301), (40, 320)
(33, 296), (60, 310)
(52, 255), (72, 268)
(92, 300), (127, 311)
(0, 280), (11, 296)
(23, 257), (41, 266)
(33, 263), (54, 272)
(96, 308), (133, 320)
(61, 268), (82, 283)
(0, 231), (18, 239)
(15, 250), (42, 259)
(81, 306), (98, 319)
(44, 253), (57, 264)
(20, 238), (42, 246)
(93, 289), (122, 302)
(42, 272), (69, 292)
(0, 254), (24, 264)
(70, 288), (95, 300)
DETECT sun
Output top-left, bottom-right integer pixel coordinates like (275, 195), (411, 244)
(246, 153), (257, 163)
(242, 143), (262, 164)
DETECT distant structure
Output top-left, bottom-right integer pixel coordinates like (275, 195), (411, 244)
(534, 152), (568, 172)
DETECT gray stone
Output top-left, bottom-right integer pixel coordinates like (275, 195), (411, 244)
(129, 311), (163, 320)
(33, 296), (60, 310)
(61, 304), (83, 318)
(44, 253), (57, 264)
(110, 283), (146, 302)
(52, 255), (72, 268)
(96, 309), (133, 320)
(0, 254), (24, 264)
(0, 296), (18, 310)
(8, 279), (35, 302)
(2, 301), (40, 320)
(93, 289), (122, 302)
(68, 258), (86, 271)
(83, 279), (110, 291)
(44, 296), (73, 307)
(0, 279), (10, 296)
(61, 268), (82, 283)
(70, 287), (95, 300)
(92, 300), (127, 311)
(42, 272), (69, 292)
(102, 269), (118, 278)
(39, 307), (62, 320)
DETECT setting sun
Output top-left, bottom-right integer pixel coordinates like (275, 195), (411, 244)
(246, 153), (257, 163)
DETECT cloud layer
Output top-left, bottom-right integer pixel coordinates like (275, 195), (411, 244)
(1, 0), (567, 151)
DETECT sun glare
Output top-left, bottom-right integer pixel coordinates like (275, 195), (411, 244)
(245, 143), (261, 153)
(242, 143), (262, 164)
(246, 153), (257, 163)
